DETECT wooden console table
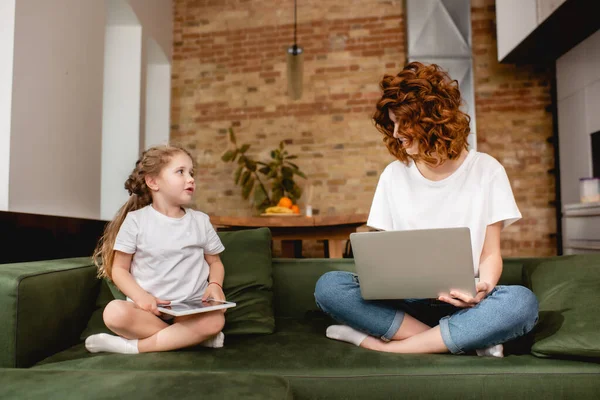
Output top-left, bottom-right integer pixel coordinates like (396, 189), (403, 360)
(209, 214), (369, 258)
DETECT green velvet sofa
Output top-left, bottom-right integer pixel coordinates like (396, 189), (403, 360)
(1, 228), (599, 399)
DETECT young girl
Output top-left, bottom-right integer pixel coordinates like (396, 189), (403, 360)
(85, 144), (227, 354)
(314, 62), (539, 357)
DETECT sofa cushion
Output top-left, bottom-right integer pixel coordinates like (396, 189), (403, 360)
(218, 227), (274, 335)
(0, 368), (292, 400)
(35, 316), (600, 399)
(524, 255), (600, 359)
(82, 227), (274, 337)
(0, 258), (99, 368)
(79, 280), (116, 339)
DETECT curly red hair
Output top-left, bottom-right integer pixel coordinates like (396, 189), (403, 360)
(373, 62), (471, 165)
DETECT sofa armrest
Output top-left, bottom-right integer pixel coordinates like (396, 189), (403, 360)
(0, 258), (100, 368)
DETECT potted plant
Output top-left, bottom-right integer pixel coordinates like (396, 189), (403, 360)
(221, 128), (307, 214)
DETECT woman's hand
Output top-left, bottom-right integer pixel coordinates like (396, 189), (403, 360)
(438, 281), (492, 308)
(203, 282), (226, 302)
(134, 292), (170, 316)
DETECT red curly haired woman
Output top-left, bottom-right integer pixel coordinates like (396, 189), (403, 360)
(314, 62), (538, 357)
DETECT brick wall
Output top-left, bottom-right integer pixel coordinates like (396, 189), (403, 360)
(172, 0), (557, 257)
(471, 0), (556, 256)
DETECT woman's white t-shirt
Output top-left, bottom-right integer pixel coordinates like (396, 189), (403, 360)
(367, 150), (521, 276)
(114, 205), (225, 303)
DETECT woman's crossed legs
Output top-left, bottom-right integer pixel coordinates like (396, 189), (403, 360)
(314, 271), (538, 355)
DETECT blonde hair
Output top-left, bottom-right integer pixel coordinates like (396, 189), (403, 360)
(93, 144), (194, 280)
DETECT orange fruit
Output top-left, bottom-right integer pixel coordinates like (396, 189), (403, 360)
(277, 197), (293, 209)
(291, 205), (300, 214)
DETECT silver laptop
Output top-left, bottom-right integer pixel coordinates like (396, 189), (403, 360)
(349, 228), (477, 300)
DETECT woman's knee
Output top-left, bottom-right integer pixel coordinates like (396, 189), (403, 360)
(314, 271), (355, 309)
(500, 285), (539, 333)
(103, 300), (134, 330)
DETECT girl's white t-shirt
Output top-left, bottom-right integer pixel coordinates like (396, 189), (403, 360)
(367, 150), (521, 276)
(114, 205), (225, 303)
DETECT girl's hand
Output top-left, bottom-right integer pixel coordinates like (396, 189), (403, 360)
(135, 292), (170, 316)
(438, 282), (491, 308)
(203, 282), (226, 302)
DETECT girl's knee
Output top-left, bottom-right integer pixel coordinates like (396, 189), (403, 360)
(199, 312), (225, 337)
(103, 300), (132, 330)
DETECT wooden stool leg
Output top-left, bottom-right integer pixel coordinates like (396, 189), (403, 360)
(327, 240), (344, 258)
(281, 240), (303, 258)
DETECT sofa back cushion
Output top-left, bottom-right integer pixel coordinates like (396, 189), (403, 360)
(82, 227), (274, 338)
(218, 227), (274, 335)
(524, 254), (600, 359)
(272, 258), (526, 319)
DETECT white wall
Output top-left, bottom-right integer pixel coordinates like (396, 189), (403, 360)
(9, 0), (105, 219)
(128, 0), (173, 61)
(495, 0), (538, 61)
(556, 29), (600, 208)
(100, 0), (172, 220)
(145, 38), (171, 149)
(2, 0), (172, 220)
(130, 0), (173, 151)
(0, 0), (16, 211)
(101, 23), (142, 220)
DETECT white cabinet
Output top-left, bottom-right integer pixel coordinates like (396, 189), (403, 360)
(495, 0), (568, 61)
(495, 0), (538, 61)
(563, 203), (600, 254)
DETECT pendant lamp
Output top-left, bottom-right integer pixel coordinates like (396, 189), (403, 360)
(286, 0), (303, 100)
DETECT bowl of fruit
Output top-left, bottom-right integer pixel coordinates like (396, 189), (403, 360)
(261, 197), (301, 216)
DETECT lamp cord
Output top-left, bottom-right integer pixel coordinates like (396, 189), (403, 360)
(293, 0), (297, 51)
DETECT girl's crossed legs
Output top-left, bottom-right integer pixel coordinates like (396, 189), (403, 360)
(314, 271), (538, 355)
(85, 300), (225, 354)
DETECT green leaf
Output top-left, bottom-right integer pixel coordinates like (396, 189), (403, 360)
(285, 155), (298, 160)
(245, 159), (256, 172)
(290, 184), (303, 199)
(282, 166), (294, 179)
(271, 188), (283, 203)
(242, 177), (254, 199)
(282, 178), (294, 191)
(241, 170), (250, 186)
(279, 141), (284, 150)
(234, 165), (243, 184)
(253, 184), (268, 206)
(293, 169), (307, 179)
(270, 150), (276, 159)
(271, 178), (283, 192)
(238, 155), (247, 165)
(240, 144), (250, 154)
(258, 166), (271, 175)
(229, 128), (237, 145)
(221, 150), (235, 162)
(285, 161), (299, 169)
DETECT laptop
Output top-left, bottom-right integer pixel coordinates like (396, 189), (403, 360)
(349, 228), (477, 300)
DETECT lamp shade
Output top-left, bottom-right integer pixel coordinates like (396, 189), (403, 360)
(286, 45), (304, 100)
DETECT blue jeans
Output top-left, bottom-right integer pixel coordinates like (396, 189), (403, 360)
(314, 271), (539, 354)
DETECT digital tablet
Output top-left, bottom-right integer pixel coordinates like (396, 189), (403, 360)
(157, 299), (236, 317)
